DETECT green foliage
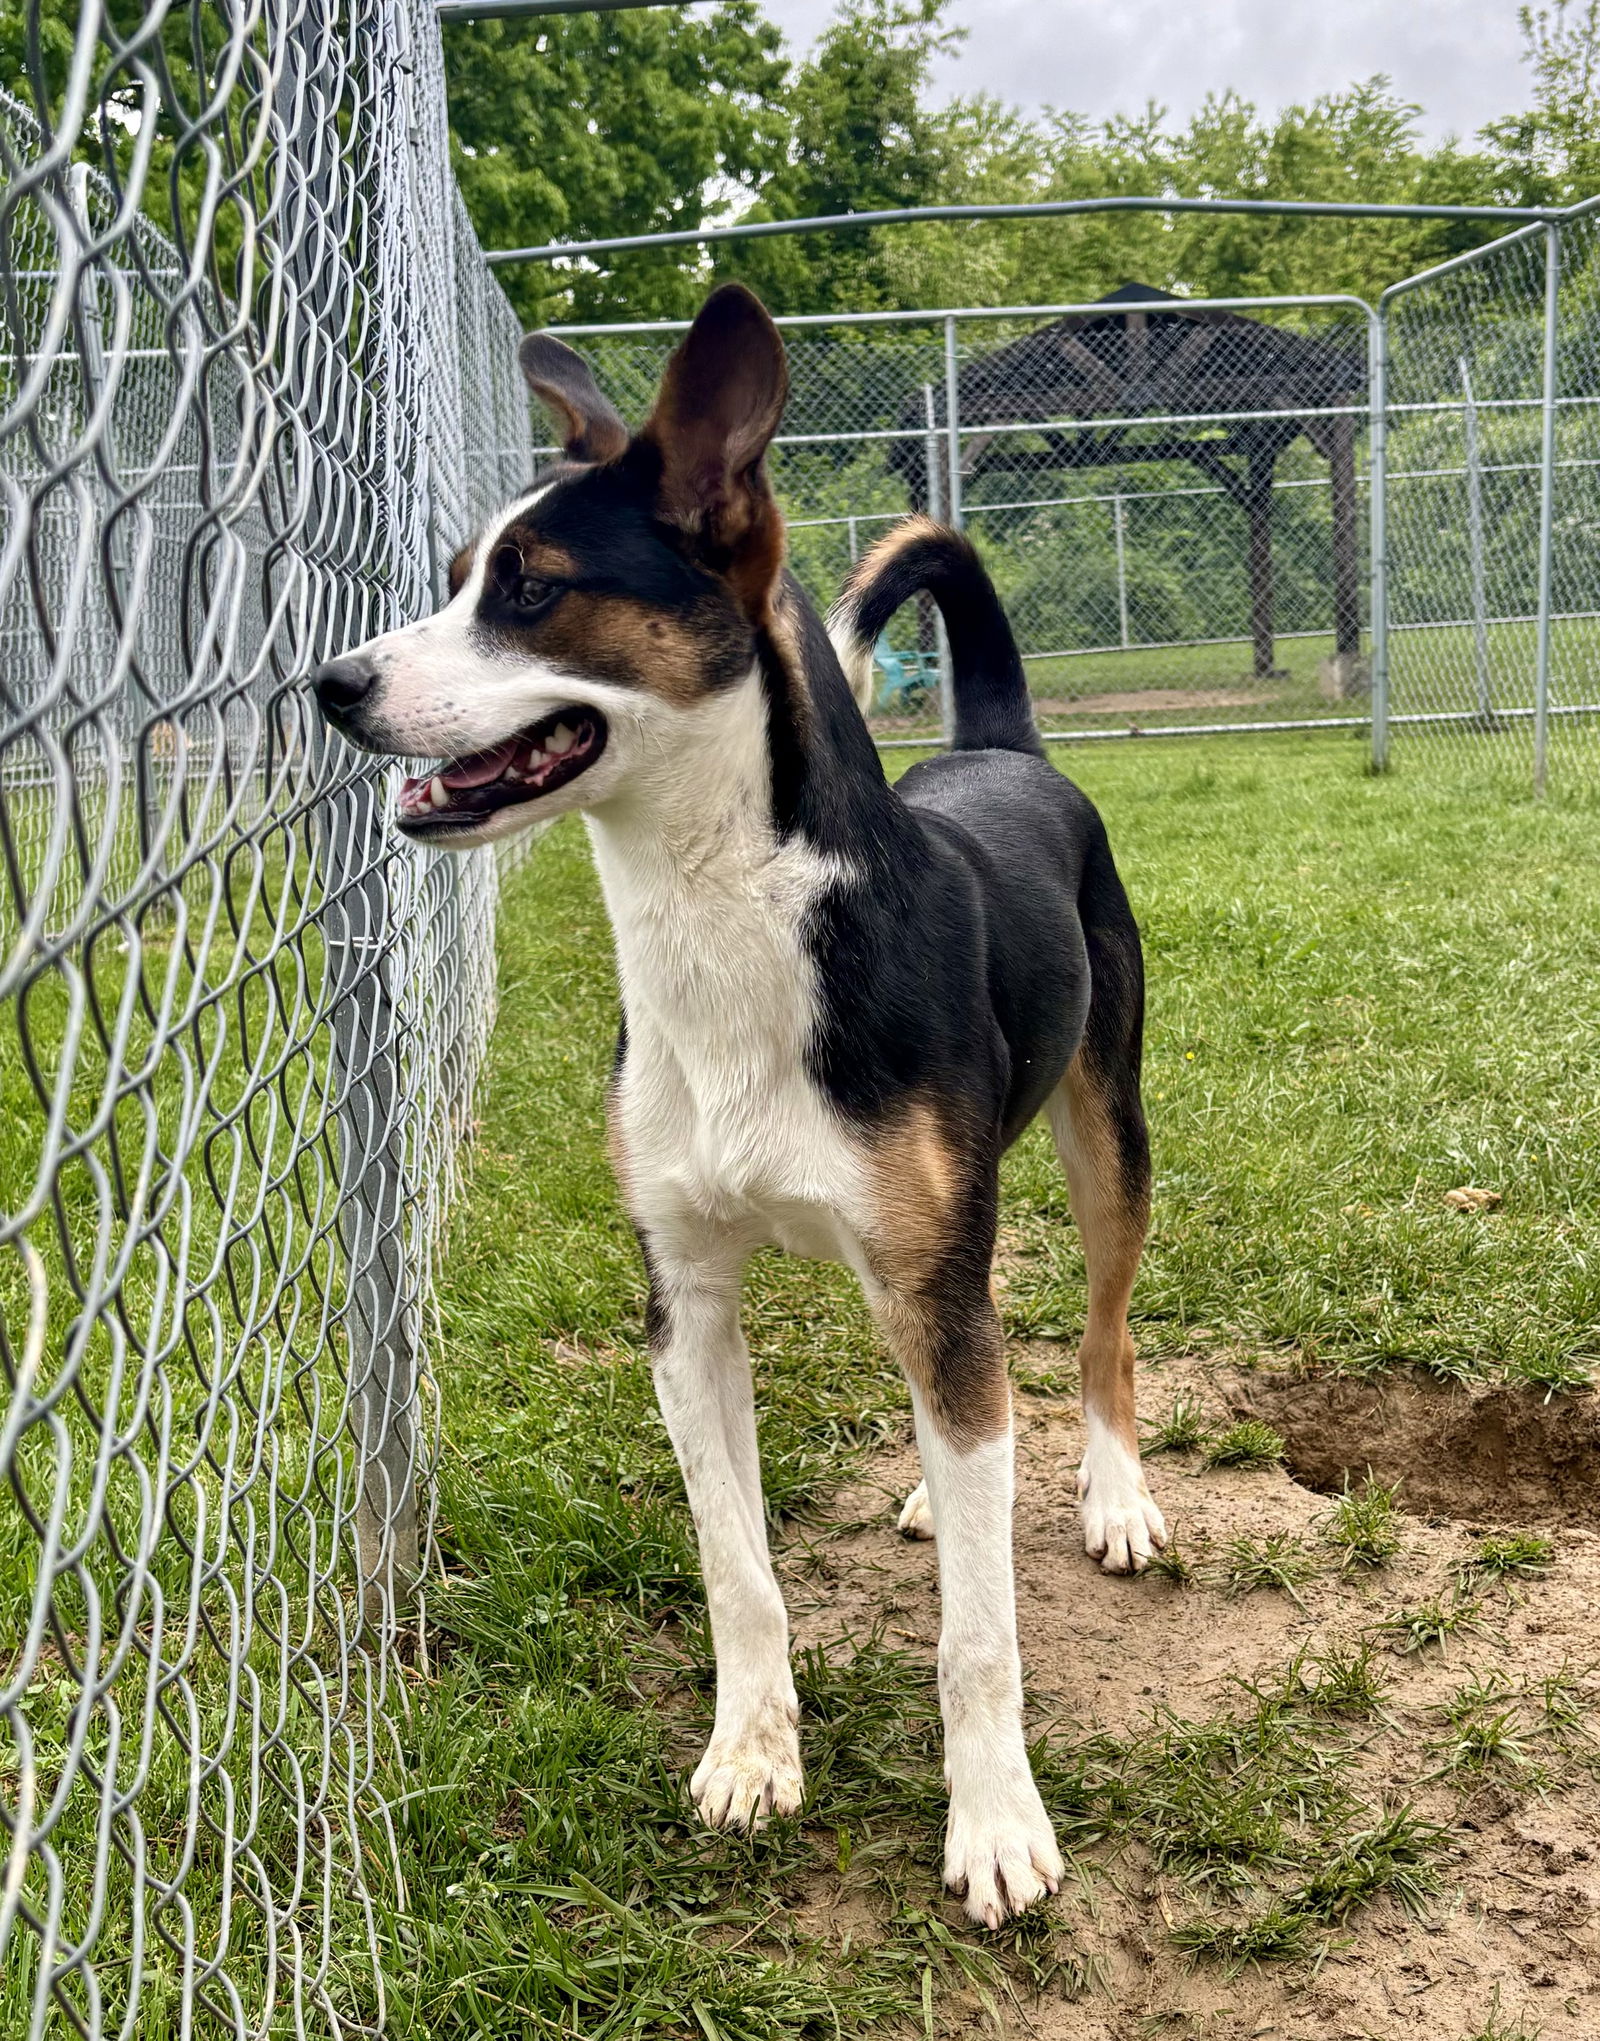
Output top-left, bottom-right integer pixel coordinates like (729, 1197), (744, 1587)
(1379, 1596), (1483, 1656)
(435, 0), (1592, 326)
(1142, 1393), (1209, 1454)
(1221, 1532), (1316, 1603)
(1461, 1531), (1556, 1584)
(719, 0), (957, 313)
(1482, 0), (1600, 203)
(441, 3), (790, 327)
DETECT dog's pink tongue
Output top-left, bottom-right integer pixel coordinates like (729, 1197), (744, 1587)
(439, 740), (519, 791)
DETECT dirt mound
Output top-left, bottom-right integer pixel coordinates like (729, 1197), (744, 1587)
(1227, 1367), (1600, 1525)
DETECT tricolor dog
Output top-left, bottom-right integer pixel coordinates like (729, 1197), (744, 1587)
(312, 285), (1166, 1927)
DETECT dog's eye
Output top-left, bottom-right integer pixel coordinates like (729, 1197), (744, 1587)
(490, 543), (559, 614)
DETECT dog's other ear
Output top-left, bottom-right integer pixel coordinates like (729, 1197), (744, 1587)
(519, 332), (630, 464)
(643, 283), (789, 618)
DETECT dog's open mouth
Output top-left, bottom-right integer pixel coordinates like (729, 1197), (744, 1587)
(395, 707), (607, 833)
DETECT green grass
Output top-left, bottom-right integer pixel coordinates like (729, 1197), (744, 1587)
(1460, 1531), (1556, 1587)
(1323, 1477), (1404, 1571)
(11, 731), (1600, 2029)
(1202, 1420), (1287, 1471)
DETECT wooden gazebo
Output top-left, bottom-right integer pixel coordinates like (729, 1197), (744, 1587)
(893, 284), (1367, 685)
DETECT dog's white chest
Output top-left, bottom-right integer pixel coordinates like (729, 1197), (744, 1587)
(592, 799), (867, 1247)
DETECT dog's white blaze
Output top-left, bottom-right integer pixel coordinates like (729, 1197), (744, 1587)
(338, 482), (578, 764)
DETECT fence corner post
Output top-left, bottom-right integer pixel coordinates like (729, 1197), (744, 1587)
(1367, 304), (1391, 773)
(1533, 219), (1561, 799)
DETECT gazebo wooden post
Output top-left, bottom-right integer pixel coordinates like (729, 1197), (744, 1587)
(1246, 446), (1278, 678)
(1327, 412), (1362, 659)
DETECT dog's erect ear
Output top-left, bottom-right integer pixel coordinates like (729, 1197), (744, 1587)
(642, 283), (789, 616)
(519, 332), (630, 464)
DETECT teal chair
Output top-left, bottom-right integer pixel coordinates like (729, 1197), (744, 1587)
(873, 634), (941, 714)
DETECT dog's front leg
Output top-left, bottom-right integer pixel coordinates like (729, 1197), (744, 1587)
(644, 1221), (801, 1830)
(874, 1280), (1063, 1928)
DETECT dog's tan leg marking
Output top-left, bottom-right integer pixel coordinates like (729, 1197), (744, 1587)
(862, 1122), (1063, 1928)
(1047, 1055), (1165, 1573)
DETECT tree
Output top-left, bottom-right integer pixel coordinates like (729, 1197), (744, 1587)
(1481, 1), (1600, 204)
(442, 4), (790, 326)
(715, 0), (959, 314)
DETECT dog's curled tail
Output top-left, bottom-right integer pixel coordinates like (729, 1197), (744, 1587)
(827, 514), (1044, 758)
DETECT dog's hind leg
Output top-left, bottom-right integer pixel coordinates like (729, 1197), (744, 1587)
(643, 1214), (801, 1830)
(1045, 869), (1165, 1573)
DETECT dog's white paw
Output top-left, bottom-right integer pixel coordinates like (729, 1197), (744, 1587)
(1077, 1432), (1166, 1574)
(690, 1724), (803, 1831)
(898, 1477), (935, 1540)
(944, 1776), (1063, 1929)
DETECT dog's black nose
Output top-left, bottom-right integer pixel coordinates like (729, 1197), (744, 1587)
(311, 656), (377, 719)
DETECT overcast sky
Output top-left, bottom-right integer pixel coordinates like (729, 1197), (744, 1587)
(757, 0), (1531, 143)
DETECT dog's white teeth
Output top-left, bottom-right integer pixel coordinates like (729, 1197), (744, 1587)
(545, 723), (575, 756)
(429, 776), (448, 808)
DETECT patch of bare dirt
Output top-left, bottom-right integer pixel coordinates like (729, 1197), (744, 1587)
(1030, 688), (1280, 716)
(777, 1349), (1600, 2040)
(1227, 1367), (1600, 1527)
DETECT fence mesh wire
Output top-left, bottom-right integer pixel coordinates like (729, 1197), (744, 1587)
(1382, 204), (1600, 780)
(574, 296), (1378, 743)
(3, 9), (1597, 2032)
(573, 255), (1599, 772)
(0, 4), (532, 2034)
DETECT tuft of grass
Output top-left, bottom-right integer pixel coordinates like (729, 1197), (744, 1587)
(1146, 1536), (1195, 1588)
(1378, 1595), (1482, 1656)
(1459, 1985), (1545, 2041)
(1143, 1395), (1209, 1455)
(1460, 1531), (1555, 1586)
(1221, 1532), (1315, 1605)
(1431, 1709), (1536, 1777)
(1202, 1421), (1285, 1471)
(1503, 1350), (1593, 1401)
(1173, 1806), (1439, 1971)
(1322, 1476), (1402, 1570)
(1289, 1640), (1390, 1718)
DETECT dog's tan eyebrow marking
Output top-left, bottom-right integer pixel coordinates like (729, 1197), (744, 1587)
(447, 541), (477, 598)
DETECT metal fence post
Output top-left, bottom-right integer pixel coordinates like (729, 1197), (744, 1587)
(943, 314), (964, 532)
(923, 379), (954, 735)
(1367, 306), (1390, 772)
(1533, 221), (1560, 798)
(1112, 493), (1131, 649)
(279, 9), (422, 1631)
(1459, 355), (1492, 721)
(942, 318), (963, 745)
(321, 769), (421, 1633)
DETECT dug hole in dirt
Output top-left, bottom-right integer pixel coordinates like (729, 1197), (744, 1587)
(778, 1347), (1600, 2040)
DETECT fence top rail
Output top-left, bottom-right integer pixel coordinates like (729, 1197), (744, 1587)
(552, 291), (1376, 339)
(487, 195), (1567, 268)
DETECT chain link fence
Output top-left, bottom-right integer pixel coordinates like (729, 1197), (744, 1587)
(568, 295), (1379, 746)
(0, 4), (533, 2034)
(1378, 199), (1600, 786)
(566, 236), (1599, 778)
